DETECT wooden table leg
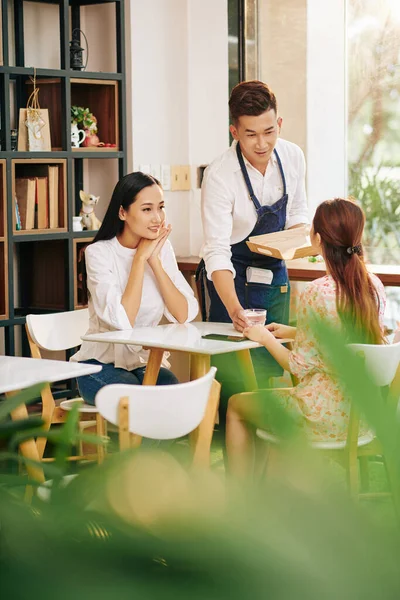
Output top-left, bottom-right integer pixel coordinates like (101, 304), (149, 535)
(189, 354), (220, 468)
(7, 392), (45, 484)
(236, 349), (258, 392)
(190, 353), (210, 381)
(143, 348), (164, 385)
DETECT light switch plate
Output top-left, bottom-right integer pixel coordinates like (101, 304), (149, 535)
(171, 166), (181, 191)
(161, 164), (171, 191)
(150, 164), (161, 181)
(180, 165), (191, 190)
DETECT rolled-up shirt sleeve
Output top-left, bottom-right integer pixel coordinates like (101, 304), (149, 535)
(285, 148), (309, 229)
(161, 241), (199, 323)
(201, 168), (236, 280)
(85, 244), (132, 331)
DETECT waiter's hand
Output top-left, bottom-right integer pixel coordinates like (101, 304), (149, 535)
(229, 307), (250, 332)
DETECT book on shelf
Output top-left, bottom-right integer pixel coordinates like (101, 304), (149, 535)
(15, 177), (36, 230)
(48, 166), (59, 228)
(14, 196), (22, 230)
(36, 176), (49, 229)
(246, 225), (319, 261)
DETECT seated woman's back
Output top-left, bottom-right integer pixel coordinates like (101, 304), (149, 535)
(287, 198), (386, 441)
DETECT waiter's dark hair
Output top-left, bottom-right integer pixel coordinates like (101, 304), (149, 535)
(79, 171), (161, 304)
(229, 80), (277, 124)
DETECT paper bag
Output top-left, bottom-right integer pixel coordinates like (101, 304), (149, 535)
(246, 225), (319, 261)
(17, 108), (52, 152)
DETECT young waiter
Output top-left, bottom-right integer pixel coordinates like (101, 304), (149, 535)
(199, 80), (309, 417)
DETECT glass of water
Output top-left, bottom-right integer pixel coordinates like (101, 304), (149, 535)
(243, 308), (267, 326)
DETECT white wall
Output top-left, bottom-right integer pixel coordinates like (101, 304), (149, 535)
(187, 0), (229, 255)
(127, 0), (229, 257)
(306, 0), (347, 215)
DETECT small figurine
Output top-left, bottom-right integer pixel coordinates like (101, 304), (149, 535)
(79, 190), (102, 230)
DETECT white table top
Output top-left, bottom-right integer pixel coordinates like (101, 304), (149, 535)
(0, 356), (102, 394)
(82, 322), (291, 356)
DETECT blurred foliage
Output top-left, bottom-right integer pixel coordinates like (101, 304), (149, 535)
(1, 319), (400, 599)
(349, 164), (400, 262)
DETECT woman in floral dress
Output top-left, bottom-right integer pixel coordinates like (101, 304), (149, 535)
(226, 198), (386, 477)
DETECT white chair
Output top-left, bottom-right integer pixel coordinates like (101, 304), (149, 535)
(25, 308), (106, 464)
(95, 367), (220, 467)
(256, 341), (400, 499)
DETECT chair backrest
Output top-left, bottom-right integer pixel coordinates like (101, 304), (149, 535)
(26, 308), (89, 352)
(95, 367), (217, 440)
(348, 341), (400, 387)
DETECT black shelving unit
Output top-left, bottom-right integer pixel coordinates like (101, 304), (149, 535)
(0, 0), (127, 356)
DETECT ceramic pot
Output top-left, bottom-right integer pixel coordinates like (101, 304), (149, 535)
(83, 131), (100, 147)
(71, 123), (86, 147)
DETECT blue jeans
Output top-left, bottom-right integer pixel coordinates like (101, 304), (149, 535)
(76, 359), (179, 406)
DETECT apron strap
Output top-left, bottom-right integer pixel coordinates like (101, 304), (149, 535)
(195, 259), (208, 321)
(236, 143), (287, 209)
(236, 143), (261, 210)
(274, 149), (287, 197)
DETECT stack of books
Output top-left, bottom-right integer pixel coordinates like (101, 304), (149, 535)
(14, 166), (59, 231)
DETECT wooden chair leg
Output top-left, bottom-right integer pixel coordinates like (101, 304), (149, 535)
(118, 397), (131, 451)
(358, 456), (370, 492)
(7, 392), (45, 485)
(95, 414), (106, 464)
(191, 380), (221, 468)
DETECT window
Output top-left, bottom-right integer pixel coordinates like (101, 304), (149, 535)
(348, 0), (400, 332)
(347, 0), (400, 266)
(228, 0), (258, 92)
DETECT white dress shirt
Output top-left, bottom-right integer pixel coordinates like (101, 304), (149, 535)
(201, 138), (309, 279)
(71, 237), (198, 371)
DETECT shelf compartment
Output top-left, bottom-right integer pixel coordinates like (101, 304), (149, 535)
(73, 238), (92, 309)
(0, 159), (6, 238)
(15, 239), (67, 313)
(71, 79), (119, 150)
(0, 160), (8, 319)
(24, 77), (63, 151)
(12, 158), (67, 234)
(0, 243), (7, 319)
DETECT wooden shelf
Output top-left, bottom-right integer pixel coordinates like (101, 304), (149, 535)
(0, 0), (127, 356)
(72, 147), (118, 152)
(13, 228), (68, 236)
(12, 159), (67, 233)
(0, 161), (8, 319)
(73, 237), (92, 309)
(24, 78), (63, 151)
(71, 79), (119, 149)
(16, 239), (68, 313)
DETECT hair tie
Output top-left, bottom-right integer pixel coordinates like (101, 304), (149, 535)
(346, 245), (361, 256)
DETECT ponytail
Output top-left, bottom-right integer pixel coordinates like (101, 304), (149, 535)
(313, 198), (383, 344)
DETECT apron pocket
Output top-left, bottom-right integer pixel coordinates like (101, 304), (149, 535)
(245, 281), (290, 325)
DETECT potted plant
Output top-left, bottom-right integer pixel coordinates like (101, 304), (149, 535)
(71, 106), (100, 147)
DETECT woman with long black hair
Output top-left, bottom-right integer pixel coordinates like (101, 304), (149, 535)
(71, 172), (198, 404)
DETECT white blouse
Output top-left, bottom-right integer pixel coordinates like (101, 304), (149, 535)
(201, 138), (309, 279)
(71, 237), (199, 370)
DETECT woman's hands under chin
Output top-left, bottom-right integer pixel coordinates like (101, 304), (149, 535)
(135, 225), (171, 264)
(148, 224), (172, 267)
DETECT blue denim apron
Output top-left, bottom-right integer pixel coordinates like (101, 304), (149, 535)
(205, 142), (290, 381)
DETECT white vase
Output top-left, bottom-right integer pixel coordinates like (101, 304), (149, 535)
(71, 123), (86, 148)
(72, 216), (83, 232)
